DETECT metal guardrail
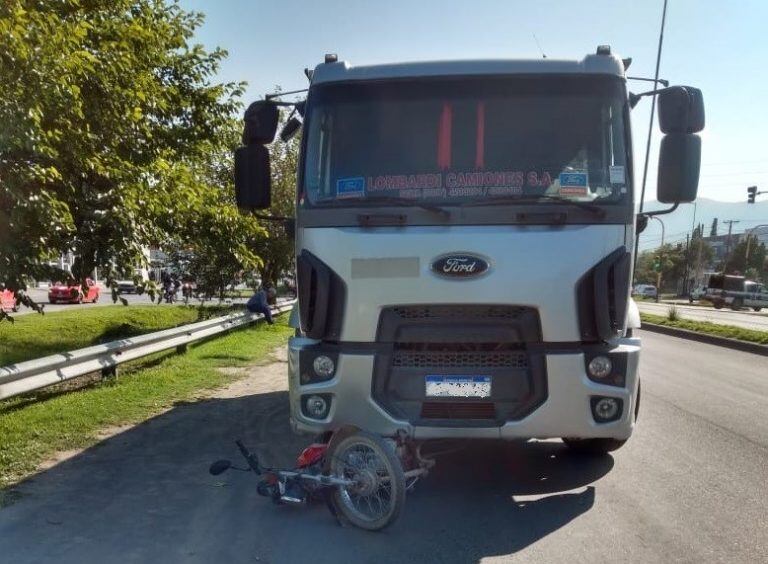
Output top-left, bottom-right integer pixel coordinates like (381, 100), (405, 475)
(0, 301), (295, 401)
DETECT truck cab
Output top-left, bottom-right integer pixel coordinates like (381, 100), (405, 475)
(235, 47), (703, 453)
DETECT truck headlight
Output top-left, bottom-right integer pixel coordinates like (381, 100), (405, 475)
(312, 355), (335, 378)
(591, 396), (623, 423)
(588, 356), (612, 379)
(303, 394), (331, 419)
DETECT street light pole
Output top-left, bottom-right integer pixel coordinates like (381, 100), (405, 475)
(651, 216), (665, 246)
(651, 216), (665, 302)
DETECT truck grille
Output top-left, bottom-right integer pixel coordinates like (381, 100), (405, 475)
(392, 350), (528, 369)
(420, 401), (496, 420)
(391, 305), (528, 320)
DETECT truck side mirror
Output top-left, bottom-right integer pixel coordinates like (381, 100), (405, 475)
(656, 86), (704, 204)
(658, 86), (705, 134)
(242, 101), (279, 144)
(657, 133), (701, 203)
(235, 145), (271, 210)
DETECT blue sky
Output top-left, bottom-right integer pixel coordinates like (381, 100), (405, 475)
(181, 0), (768, 205)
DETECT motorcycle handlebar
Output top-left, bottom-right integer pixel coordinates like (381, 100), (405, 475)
(235, 440), (262, 475)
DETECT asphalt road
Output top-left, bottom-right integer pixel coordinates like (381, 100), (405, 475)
(1, 331), (766, 563)
(638, 301), (768, 332)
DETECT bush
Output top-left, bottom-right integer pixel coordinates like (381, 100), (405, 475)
(667, 305), (680, 322)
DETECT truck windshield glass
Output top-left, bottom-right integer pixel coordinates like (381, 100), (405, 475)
(303, 76), (629, 208)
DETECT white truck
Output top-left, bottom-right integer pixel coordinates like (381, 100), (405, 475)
(704, 274), (768, 311)
(234, 47), (704, 454)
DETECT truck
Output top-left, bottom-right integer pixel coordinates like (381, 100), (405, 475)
(704, 274), (768, 311)
(233, 47), (704, 455)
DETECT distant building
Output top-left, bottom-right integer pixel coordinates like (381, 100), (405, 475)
(702, 233), (744, 261)
(745, 225), (768, 247)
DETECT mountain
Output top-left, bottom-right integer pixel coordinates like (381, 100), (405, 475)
(636, 198), (768, 251)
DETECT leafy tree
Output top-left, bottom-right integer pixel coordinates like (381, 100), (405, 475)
(635, 243), (688, 293)
(257, 128), (300, 289)
(163, 120), (267, 300)
(724, 235), (766, 279)
(0, 0), (244, 319)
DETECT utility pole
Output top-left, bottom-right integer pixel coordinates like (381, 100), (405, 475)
(633, 0), (669, 278)
(695, 225), (704, 283)
(723, 219), (740, 266)
(682, 201), (698, 296)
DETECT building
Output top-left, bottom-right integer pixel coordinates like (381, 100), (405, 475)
(702, 233), (744, 262)
(745, 225), (768, 247)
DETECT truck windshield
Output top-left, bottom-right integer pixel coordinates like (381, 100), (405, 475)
(303, 75), (629, 208)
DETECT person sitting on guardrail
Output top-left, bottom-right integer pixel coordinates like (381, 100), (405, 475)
(246, 286), (277, 324)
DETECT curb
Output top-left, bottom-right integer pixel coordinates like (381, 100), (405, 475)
(640, 322), (768, 357)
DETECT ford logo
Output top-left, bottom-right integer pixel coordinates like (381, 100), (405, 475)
(431, 253), (490, 278)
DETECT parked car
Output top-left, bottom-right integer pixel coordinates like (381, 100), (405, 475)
(1, 289), (18, 312)
(688, 285), (707, 303)
(632, 284), (658, 299)
(117, 279), (137, 294)
(48, 279), (101, 304)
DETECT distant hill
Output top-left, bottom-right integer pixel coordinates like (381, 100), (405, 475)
(637, 198), (768, 251)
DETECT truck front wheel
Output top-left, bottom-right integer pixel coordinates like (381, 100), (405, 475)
(561, 437), (627, 454)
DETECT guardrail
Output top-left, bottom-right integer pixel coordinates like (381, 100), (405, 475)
(0, 301), (295, 401)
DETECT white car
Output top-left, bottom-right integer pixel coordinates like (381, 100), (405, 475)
(633, 284), (657, 298)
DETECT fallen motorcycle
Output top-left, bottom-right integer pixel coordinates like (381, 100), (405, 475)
(209, 427), (435, 531)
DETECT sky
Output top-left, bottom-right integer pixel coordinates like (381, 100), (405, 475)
(180, 0), (768, 208)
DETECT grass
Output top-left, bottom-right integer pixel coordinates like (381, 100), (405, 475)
(0, 304), (240, 366)
(0, 315), (293, 494)
(667, 305), (680, 322)
(641, 313), (768, 345)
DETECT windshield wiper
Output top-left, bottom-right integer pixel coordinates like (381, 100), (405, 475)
(314, 196), (451, 218)
(461, 195), (606, 217)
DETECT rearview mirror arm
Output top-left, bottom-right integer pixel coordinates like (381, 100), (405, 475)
(639, 201), (679, 219)
(629, 84), (679, 109)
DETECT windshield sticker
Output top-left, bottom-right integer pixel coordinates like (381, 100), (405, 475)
(330, 170), (561, 201)
(609, 165), (626, 185)
(558, 171), (588, 196)
(337, 177), (365, 198)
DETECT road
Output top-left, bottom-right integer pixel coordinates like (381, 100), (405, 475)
(1, 331), (766, 563)
(638, 301), (768, 332)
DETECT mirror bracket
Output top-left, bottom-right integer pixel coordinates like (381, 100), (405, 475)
(639, 202), (679, 219)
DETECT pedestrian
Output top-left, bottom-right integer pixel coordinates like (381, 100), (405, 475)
(246, 286), (277, 324)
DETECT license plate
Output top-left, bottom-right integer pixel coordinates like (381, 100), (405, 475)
(425, 375), (491, 398)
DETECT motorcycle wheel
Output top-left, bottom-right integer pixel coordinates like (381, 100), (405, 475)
(327, 431), (405, 531)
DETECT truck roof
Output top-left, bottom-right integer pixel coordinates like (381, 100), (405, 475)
(311, 52), (626, 86)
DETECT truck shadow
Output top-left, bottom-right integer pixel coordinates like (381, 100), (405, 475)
(0, 390), (612, 564)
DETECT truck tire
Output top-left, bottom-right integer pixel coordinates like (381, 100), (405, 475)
(713, 301), (723, 309)
(753, 307), (762, 312)
(561, 437), (627, 454)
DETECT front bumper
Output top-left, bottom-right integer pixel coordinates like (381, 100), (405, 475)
(288, 336), (641, 441)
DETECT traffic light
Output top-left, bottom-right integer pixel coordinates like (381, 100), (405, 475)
(747, 185), (757, 204)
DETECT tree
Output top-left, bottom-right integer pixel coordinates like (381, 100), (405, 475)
(0, 0), (244, 318)
(724, 235), (766, 279)
(710, 218), (718, 237)
(256, 128), (300, 289)
(164, 119), (266, 300)
(635, 243), (688, 293)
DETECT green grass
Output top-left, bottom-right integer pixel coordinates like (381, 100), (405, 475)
(0, 315), (292, 494)
(641, 313), (768, 345)
(0, 305), (240, 366)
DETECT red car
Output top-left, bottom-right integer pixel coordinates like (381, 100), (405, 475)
(48, 279), (101, 304)
(1, 289), (18, 312)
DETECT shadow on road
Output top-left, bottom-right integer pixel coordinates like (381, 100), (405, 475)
(0, 390), (612, 564)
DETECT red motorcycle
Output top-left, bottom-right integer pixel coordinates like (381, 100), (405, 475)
(210, 427), (435, 531)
